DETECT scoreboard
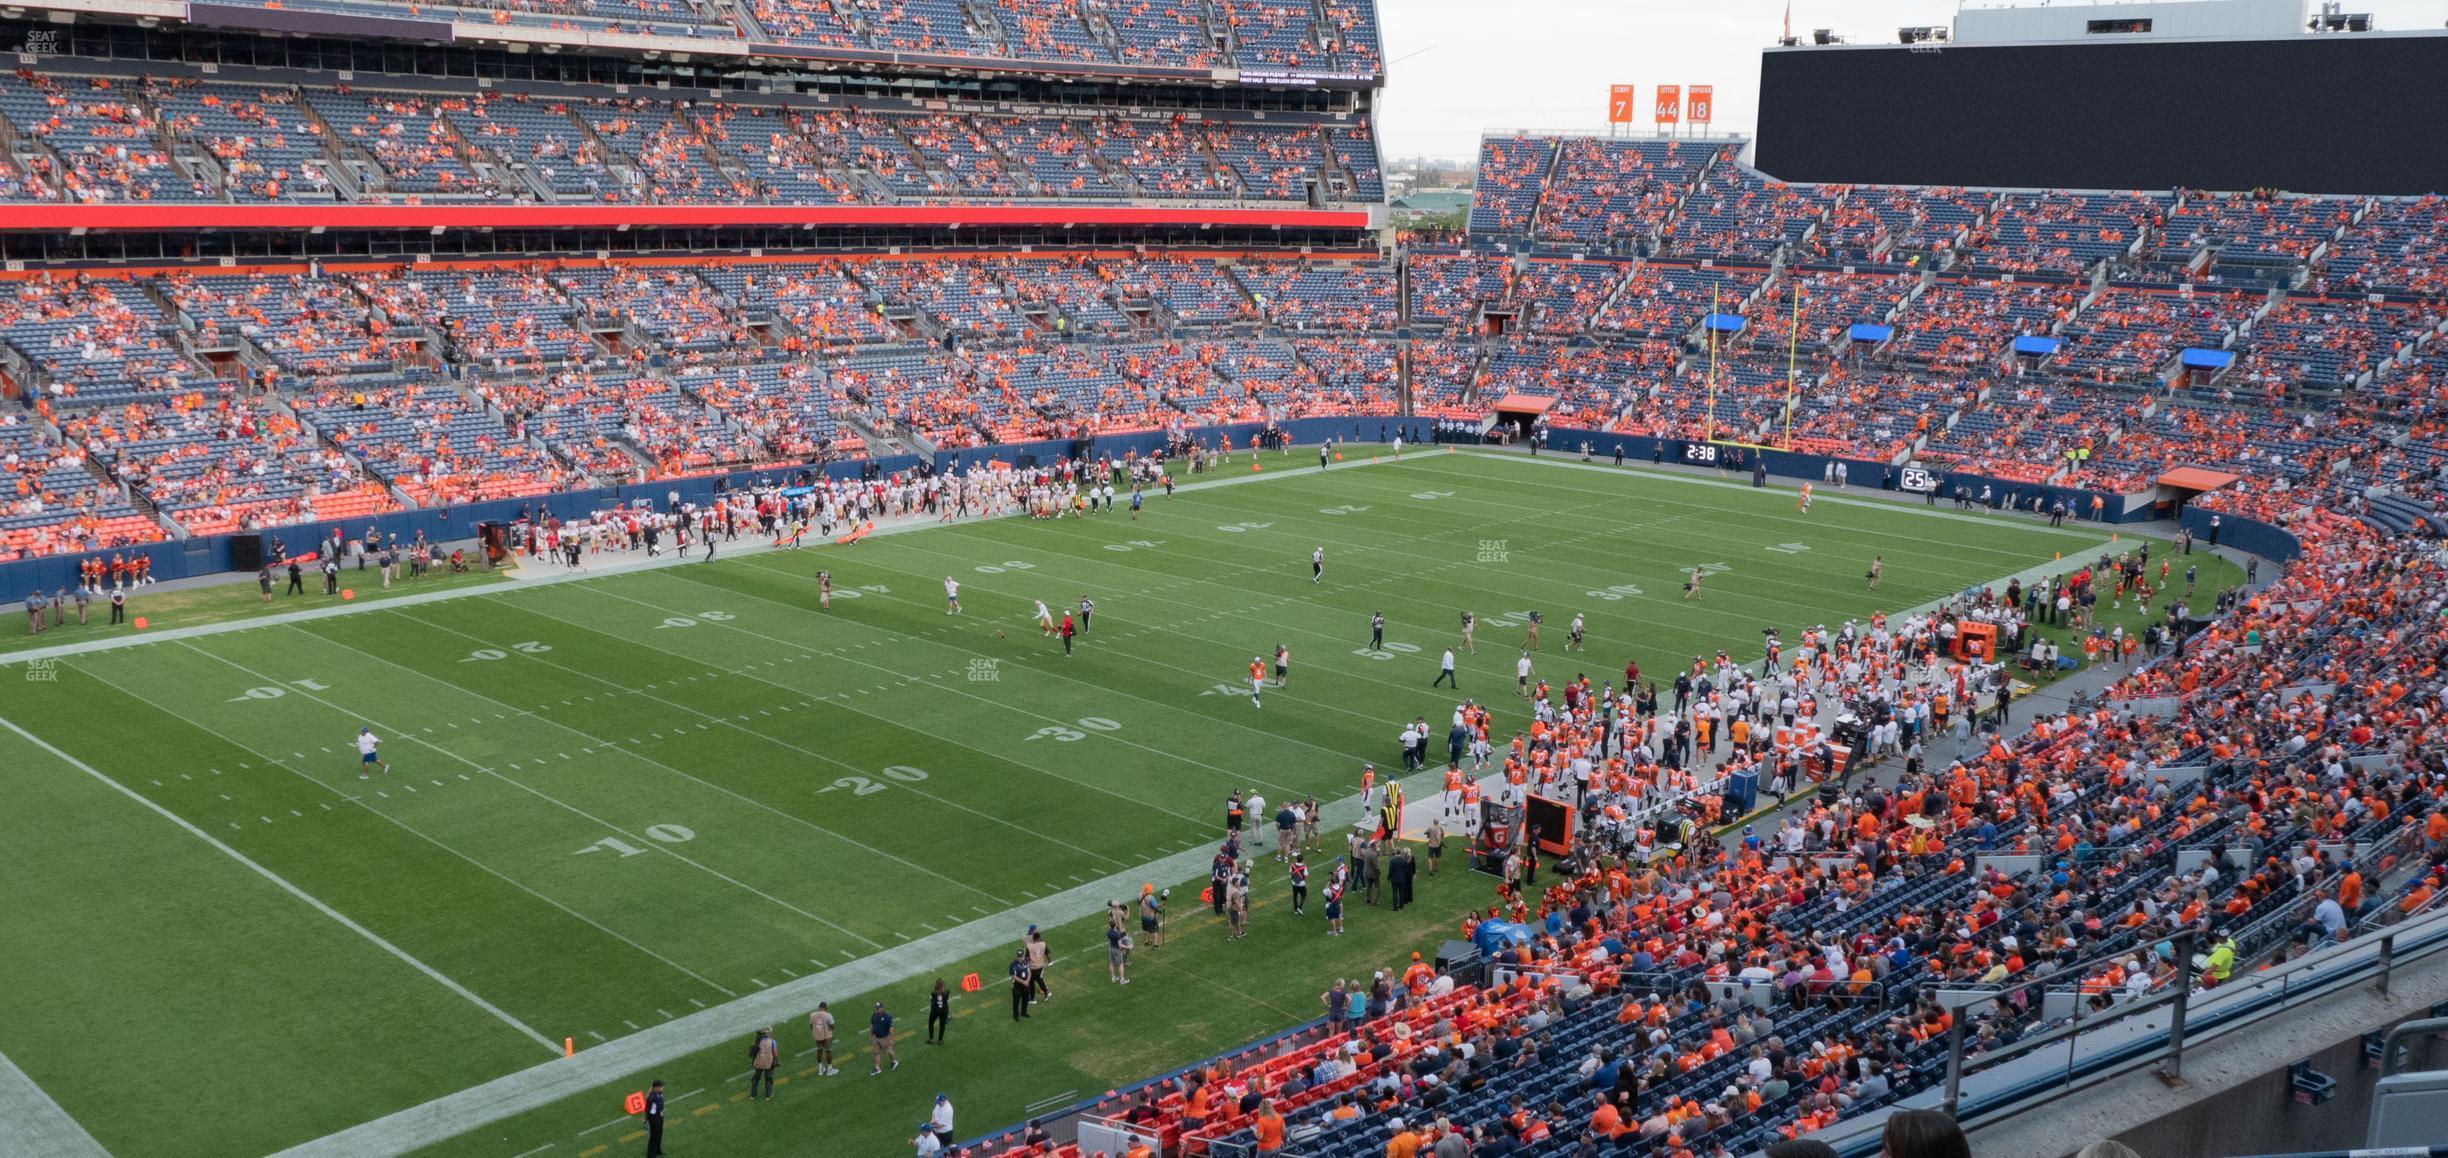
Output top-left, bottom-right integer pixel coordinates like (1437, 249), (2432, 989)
(1757, 33), (2448, 195)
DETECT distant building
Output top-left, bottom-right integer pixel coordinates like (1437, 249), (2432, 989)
(1391, 190), (1471, 222)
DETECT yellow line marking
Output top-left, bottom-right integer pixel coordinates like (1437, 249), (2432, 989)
(692, 1104), (722, 1117)
(618, 1130), (645, 1143)
(580, 1147), (608, 1158)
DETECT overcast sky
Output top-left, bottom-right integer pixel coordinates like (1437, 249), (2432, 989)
(1373, 0), (2447, 163)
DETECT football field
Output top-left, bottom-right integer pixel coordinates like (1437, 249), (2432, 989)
(0, 450), (2181, 1158)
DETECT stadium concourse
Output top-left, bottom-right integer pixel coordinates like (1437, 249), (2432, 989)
(1, 2), (2447, 1156)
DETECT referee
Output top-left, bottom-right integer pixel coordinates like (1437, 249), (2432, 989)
(1008, 949), (1033, 1020)
(1078, 595), (1095, 636)
(645, 1080), (665, 1157)
(1368, 611), (1384, 650)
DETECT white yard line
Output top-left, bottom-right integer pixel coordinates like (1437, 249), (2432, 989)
(0, 714), (562, 1057)
(267, 764), (1437, 1158)
(0, 1047), (109, 1158)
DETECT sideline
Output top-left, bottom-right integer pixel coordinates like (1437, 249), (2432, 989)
(0, 446), (1395, 669)
(267, 763), (1441, 1158)
(0, 1046), (109, 1158)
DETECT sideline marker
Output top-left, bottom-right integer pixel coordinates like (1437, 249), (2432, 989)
(565, 1036), (575, 1058)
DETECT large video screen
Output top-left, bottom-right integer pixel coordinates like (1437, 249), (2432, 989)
(1757, 35), (2448, 195)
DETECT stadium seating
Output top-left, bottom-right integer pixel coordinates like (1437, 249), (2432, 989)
(0, 69), (1383, 209)
(296, 383), (583, 505)
(177, 0), (1380, 77)
(1235, 261), (1399, 332)
(1535, 139), (1715, 251)
(1663, 156), (1830, 261)
(1743, 270), (1916, 352)
(1408, 339), (1481, 420)
(1477, 341), (1672, 430)
(2228, 297), (2429, 393)
(2046, 287), (2262, 382)
(1594, 262), (1769, 338)
(1408, 255), (1515, 329)
(59, 394), (394, 537)
(672, 360), (859, 461)
(1891, 277), (2076, 369)
(158, 272), (422, 388)
(1514, 261), (1627, 337)
(2320, 195), (2447, 296)
(1467, 137), (1554, 238)
(0, 409), (166, 560)
(0, 275), (209, 406)
(1963, 192), (2165, 276)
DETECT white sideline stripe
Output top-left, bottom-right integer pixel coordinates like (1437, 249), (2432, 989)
(0, 1047), (108, 1158)
(0, 715), (561, 1058)
(0, 448), (1402, 670)
(269, 766), (1433, 1158)
(1431, 448), (2112, 542)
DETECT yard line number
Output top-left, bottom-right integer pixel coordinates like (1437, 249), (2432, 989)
(574, 824), (697, 857)
(1352, 641), (1422, 661)
(227, 678), (332, 702)
(657, 611), (736, 629)
(1024, 717), (1123, 743)
(817, 764), (933, 797)
(460, 641), (554, 662)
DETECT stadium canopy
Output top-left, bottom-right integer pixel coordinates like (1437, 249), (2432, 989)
(2157, 468), (2241, 491)
(1703, 313), (1747, 333)
(1491, 394), (1559, 414)
(2180, 348), (2237, 370)
(2011, 336), (2061, 357)
(1847, 323), (1895, 343)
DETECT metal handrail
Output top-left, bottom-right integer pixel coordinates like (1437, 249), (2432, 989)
(1939, 905), (2448, 1132)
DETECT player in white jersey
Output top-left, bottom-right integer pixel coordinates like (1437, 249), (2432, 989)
(944, 576), (962, 614)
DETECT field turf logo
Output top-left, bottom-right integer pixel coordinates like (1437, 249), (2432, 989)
(968, 658), (1001, 682)
(1477, 538), (1509, 564)
(25, 657), (57, 682)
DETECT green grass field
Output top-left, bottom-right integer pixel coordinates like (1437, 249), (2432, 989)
(0, 450), (2234, 1158)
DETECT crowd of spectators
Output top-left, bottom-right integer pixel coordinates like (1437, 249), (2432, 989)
(0, 69), (1377, 209)
(1, 201), (2442, 560)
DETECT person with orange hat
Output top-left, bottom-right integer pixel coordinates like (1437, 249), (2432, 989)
(1139, 883), (1164, 950)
